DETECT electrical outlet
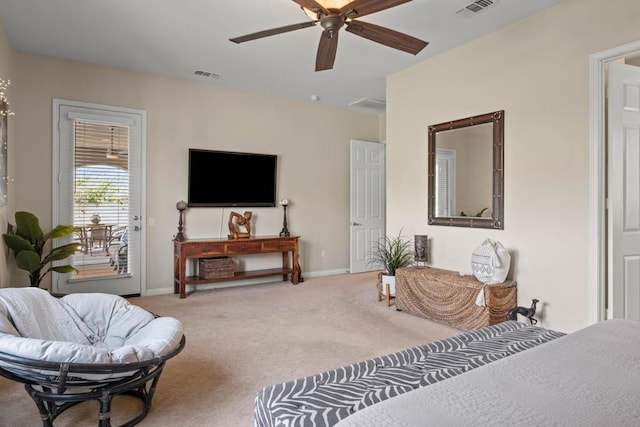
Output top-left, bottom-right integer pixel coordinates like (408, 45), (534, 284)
(321, 249), (326, 258)
(148, 217), (155, 227)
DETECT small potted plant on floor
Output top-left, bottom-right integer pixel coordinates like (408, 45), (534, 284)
(369, 230), (413, 298)
(2, 211), (79, 288)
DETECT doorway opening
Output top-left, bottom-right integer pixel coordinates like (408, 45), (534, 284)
(53, 99), (145, 296)
(590, 40), (640, 323)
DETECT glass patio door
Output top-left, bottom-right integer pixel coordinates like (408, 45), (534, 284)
(53, 100), (145, 296)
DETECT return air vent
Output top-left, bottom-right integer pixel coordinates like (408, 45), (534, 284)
(456, 0), (499, 18)
(193, 70), (222, 79)
(348, 97), (386, 113)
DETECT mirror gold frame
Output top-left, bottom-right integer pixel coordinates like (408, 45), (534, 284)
(428, 110), (504, 229)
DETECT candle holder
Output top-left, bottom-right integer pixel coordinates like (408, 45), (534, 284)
(174, 200), (187, 241)
(279, 198), (290, 237)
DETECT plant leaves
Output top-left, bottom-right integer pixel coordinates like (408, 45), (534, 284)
(15, 250), (42, 274)
(39, 265), (76, 285)
(4, 212), (82, 285)
(2, 233), (34, 253)
(368, 229), (413, 275)
(15, 211), (44, 243)
(50, 265), (77, 274)
(45, 225), (79, 241)
(42, 242), (80, 264)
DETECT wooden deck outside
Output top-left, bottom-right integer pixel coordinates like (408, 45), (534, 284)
(71, 245), (125, 280)
(72, 261), (121, 280)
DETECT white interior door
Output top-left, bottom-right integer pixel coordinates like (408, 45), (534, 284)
(608, 62), (640, 319)
(350, 140), (385, 273)
(52, 100), (145, 296)
(435, 148), (456, 217)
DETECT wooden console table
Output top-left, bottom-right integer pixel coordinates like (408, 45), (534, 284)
(173, 235), (302, 298)
(395, 267), (516, 330)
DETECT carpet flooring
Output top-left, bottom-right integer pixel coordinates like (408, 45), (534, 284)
(0, 272), (458, 426)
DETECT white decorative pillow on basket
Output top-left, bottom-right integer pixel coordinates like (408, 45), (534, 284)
(471, 239), (511, 284)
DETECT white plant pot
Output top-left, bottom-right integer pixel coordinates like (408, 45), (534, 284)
(381, 274), (396, 296)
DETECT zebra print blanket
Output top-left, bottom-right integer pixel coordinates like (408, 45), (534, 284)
(254, 321), (564, 427)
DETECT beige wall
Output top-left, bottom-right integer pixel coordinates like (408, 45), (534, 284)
(7, 52), (380, 291)
(387, 0), (640, 332)
(0, 19), (14, 287)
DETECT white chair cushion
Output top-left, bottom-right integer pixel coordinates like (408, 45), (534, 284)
(61, 293), (155, 350)
(0, 288), (183, 365)
(0, 287), (93, 344)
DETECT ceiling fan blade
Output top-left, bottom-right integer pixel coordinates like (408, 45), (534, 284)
(316, 30), (339, 71)
(292, 0), (329, 15)
(341, 0), (412, 19)
(345, 20), (428, 55)
(229, 21), (316, 44)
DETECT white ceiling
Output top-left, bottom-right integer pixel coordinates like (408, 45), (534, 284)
(0, 0), (566, 113)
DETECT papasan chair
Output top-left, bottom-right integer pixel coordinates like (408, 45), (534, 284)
(0, 287), (185, 427)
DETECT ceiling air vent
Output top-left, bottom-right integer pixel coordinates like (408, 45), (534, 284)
(456, 0), (499, 18)
(348, 98), (386, 113)
(193, 70), (222, 79)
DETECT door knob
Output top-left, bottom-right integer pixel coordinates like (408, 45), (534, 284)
(352, 222), (362, 226)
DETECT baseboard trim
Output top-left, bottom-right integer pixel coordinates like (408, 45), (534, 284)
(142, 268), (351, 297)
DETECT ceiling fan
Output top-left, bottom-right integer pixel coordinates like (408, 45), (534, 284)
(229, 0), (428, 72)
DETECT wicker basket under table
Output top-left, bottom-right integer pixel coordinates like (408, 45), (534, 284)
(395, 266), (516, 331)
(198, 257), (234, 279)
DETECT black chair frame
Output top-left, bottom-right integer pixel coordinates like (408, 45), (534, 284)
(0, 335), (185, 427)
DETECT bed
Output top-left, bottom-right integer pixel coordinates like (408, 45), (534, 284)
(254, 320), (567, 427)
(336, 319), (640, 426)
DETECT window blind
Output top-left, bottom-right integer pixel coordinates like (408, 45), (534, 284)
(73, 121), (129, 227)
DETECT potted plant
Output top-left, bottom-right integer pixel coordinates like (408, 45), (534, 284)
(2, 211), (79, 288)
(369, 230), (413, 296)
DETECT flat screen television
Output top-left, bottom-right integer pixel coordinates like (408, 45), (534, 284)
(188, 149), (277, 207)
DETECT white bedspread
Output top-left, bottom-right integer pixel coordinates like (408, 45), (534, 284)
(336, 319), (640, 427)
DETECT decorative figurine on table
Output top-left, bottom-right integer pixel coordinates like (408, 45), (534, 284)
(228, 211), (252, 239)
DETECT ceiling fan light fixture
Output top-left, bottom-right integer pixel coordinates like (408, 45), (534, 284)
(105, 126), (120, 160)
(318, 0), (352, 9)
(303, 0), (351, 20)
(106, 148), (119, 160)
(303, 7), (320, 21)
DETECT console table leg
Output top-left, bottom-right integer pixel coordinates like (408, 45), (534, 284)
(179, 255), (187, 298)
(173, 255), (179, 295)
(282, 252), (289, 281)
(292, 247), (301, 284)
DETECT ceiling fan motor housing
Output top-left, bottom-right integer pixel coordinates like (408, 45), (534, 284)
(320, 13), (345, 38)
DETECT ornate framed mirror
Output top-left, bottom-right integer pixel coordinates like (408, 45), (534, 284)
(428, 110), (504, 229)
